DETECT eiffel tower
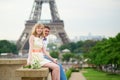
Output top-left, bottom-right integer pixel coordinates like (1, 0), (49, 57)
(17, 0), (70, 54)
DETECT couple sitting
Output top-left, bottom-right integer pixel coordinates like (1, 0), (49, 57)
(26, 23), (67, 80)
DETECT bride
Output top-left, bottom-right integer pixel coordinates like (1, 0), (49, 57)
(27, 23), (60, 80)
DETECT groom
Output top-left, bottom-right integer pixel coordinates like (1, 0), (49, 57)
(43, 25), (67, 80)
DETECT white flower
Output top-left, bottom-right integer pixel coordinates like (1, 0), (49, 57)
(31, 59), (41, 69)
(31, 54), (42, 69)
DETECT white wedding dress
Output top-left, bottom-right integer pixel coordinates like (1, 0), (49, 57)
(27, 36), (51, 67)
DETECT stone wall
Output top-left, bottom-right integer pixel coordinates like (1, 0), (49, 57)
(0, 58), (26, 80)
(0, 58), (51, 80)
(16, 67), (50, 80)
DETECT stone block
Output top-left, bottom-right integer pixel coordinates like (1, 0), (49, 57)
(0, 58), (26, 80)
(16, 67), (49, 80)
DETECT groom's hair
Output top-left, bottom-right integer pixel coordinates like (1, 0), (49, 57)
(44, 25), (50, 30)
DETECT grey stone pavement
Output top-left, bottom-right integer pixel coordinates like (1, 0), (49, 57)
(69, 72), (86, 80)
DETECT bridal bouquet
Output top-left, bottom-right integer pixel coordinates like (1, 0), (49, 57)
(31, 59), (41, 69)
(23, 56), (41, 69)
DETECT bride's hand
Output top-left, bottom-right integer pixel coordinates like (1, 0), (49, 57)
(52, 58), (58, 64)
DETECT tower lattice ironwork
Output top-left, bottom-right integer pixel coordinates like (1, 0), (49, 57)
(17, 0), (70, 54)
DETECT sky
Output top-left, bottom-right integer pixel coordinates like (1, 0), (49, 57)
(0, 0), (120, 40)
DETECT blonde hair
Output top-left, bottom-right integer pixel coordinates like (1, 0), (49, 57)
(31, 23), (44, 37)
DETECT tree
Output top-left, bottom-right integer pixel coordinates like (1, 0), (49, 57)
(0, 40), (18, 54)
(86, 33), (120, 72)
(50, 51), (59, 59)
(62, 53), (74, 62)
(59, 40), (98, 54)
(82, 40), (97, 53)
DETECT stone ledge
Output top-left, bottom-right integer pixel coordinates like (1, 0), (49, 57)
(0, 58), (27, 64)
(16, 67), (49, 77)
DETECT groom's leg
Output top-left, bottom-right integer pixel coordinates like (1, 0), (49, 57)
(58, 63), (67, 80)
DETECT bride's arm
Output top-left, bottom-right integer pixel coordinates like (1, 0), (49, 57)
(42, 47), (57, 63)
(27, 35), (34, 65)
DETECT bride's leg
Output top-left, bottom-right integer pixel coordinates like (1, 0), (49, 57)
(43, 62), (60, 80)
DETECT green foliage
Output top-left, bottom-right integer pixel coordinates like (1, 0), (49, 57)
(66, 68), (72, 79)
(0, 40), (18, 54)
(23, 65), (31, 68)
(59, 40), (97, 53)
(86, 33), (120, 70)
(70, 67), (80, 72)
(83, 68), (120, 80)
(31, 59), (41, 69)
(59, 42), (77, 52)
(82, 40), (97, 53)
(23, 60), (41, 69)
(62, 53), (74, 61)
(50, 51), (59, 58)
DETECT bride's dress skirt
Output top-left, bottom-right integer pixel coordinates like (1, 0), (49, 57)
(28, 52), (51, 66)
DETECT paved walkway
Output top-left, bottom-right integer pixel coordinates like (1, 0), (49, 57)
(69, 72), (86, 80)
